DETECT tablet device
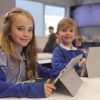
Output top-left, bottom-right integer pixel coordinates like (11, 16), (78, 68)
(81, 47), (100, 78)
(52, 54), (83, 96)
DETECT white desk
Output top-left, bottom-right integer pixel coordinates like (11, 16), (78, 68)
(1, 77), (100, 100)
(37, 59), (52, 64)
(37, 53), (52, 64)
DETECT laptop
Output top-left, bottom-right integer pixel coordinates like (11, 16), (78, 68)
(81, 47), (100, 78)
(52, 54), (83, 96)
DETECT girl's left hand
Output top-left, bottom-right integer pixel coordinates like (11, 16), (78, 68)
(44, 79), (56, 97)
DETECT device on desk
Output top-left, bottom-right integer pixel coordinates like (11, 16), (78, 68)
(52, 54), (83, 96)
(81, 47), (100, 78)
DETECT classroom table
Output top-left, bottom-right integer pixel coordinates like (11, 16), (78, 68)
(37, 53), (52, 64)
(1, 77), (100, 100)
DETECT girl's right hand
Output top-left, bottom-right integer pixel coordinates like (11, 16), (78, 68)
(44, 79), (56, 97)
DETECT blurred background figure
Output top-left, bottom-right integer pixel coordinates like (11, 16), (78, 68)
(43, 33), (58, 53)
(72, 36), (89, 54)
(73, 36), (84, 49)
(48, 26), (54, 34)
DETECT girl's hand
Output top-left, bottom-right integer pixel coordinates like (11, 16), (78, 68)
(44, 79), (56, 97)
(79, 58), (86, 68)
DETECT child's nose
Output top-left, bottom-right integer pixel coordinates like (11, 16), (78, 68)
(66, 31), (70, 35)
(24, 30), (29, 35)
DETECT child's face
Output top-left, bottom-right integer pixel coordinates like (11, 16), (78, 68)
(49, 28), (54, 34)
(11, 14), (33, 48)
(58, 27), (76, 45)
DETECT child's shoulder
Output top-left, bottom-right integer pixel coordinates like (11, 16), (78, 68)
(0, 49), (8, 65)
(53, 45), (61, 51)
(53, 45), (68, 54)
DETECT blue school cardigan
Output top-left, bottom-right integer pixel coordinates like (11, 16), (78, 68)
(51, 45), (86, 77)
(0, 68), (46, 98)
(0, 50), (46, 98)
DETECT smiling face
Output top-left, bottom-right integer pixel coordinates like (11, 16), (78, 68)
(11, 14), (33, 49)
(57, 18), (77, 47)
(58, 27), (76, 46)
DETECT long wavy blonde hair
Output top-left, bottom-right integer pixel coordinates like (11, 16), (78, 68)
(1, 8), (37, 80)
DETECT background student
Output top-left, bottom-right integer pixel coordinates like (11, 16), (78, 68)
(43, 33), (58, 53)
(72, 36), (84, 49)
(51, 17), (86, 77)
(0, 8), (55, 98)
(48, 26), (54, 34)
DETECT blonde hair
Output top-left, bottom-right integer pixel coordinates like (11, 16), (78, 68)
(1, 8), (37, 79)
(57, 17), (78, 35)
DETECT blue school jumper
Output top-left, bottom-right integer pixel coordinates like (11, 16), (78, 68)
(43, 43), (58, 53)
(0, 50), (46, 98)
(51, 44), (86, 77)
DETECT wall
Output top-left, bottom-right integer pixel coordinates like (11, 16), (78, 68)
(79, 27), (100, 39)
(74, 0), (100, 5)
(36, 36), (48, 52)
(82, 0), (100, 4)
(0, 0), (15, 19)
(32, 0), (75, 6)
(0, 0), (15, 33)
(33, 0), (100, 6)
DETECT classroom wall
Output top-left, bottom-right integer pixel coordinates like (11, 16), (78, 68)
(33, 0), (100, 5)
(0, 0), (15, 46)
(0, 0), (15, 33)
(79, 27), (100, 39)
(0, 0), (15, 19)
(36, 36), (48, 52)
(33, 0), (76, 6)
(81, 0), (100, 4)
(73, 0), (100, 5)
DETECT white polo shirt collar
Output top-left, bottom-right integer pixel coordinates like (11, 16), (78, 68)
(60, 43), (77, 51)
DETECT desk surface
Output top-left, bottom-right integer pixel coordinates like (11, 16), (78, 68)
(1, 77), (100, 100)
(37, 59), (52, 64)
(37, 53), (52, 64)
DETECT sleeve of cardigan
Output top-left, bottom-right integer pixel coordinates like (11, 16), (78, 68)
(0, 68), (46, 98)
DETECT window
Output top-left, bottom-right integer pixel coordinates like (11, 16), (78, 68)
(45, 5), (65, 35)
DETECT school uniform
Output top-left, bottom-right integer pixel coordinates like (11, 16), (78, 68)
(43, 33), (57, 53)
(0, 49), (46, 98)
(51, 43), (86, 77)
(43, 43), (55, 53)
